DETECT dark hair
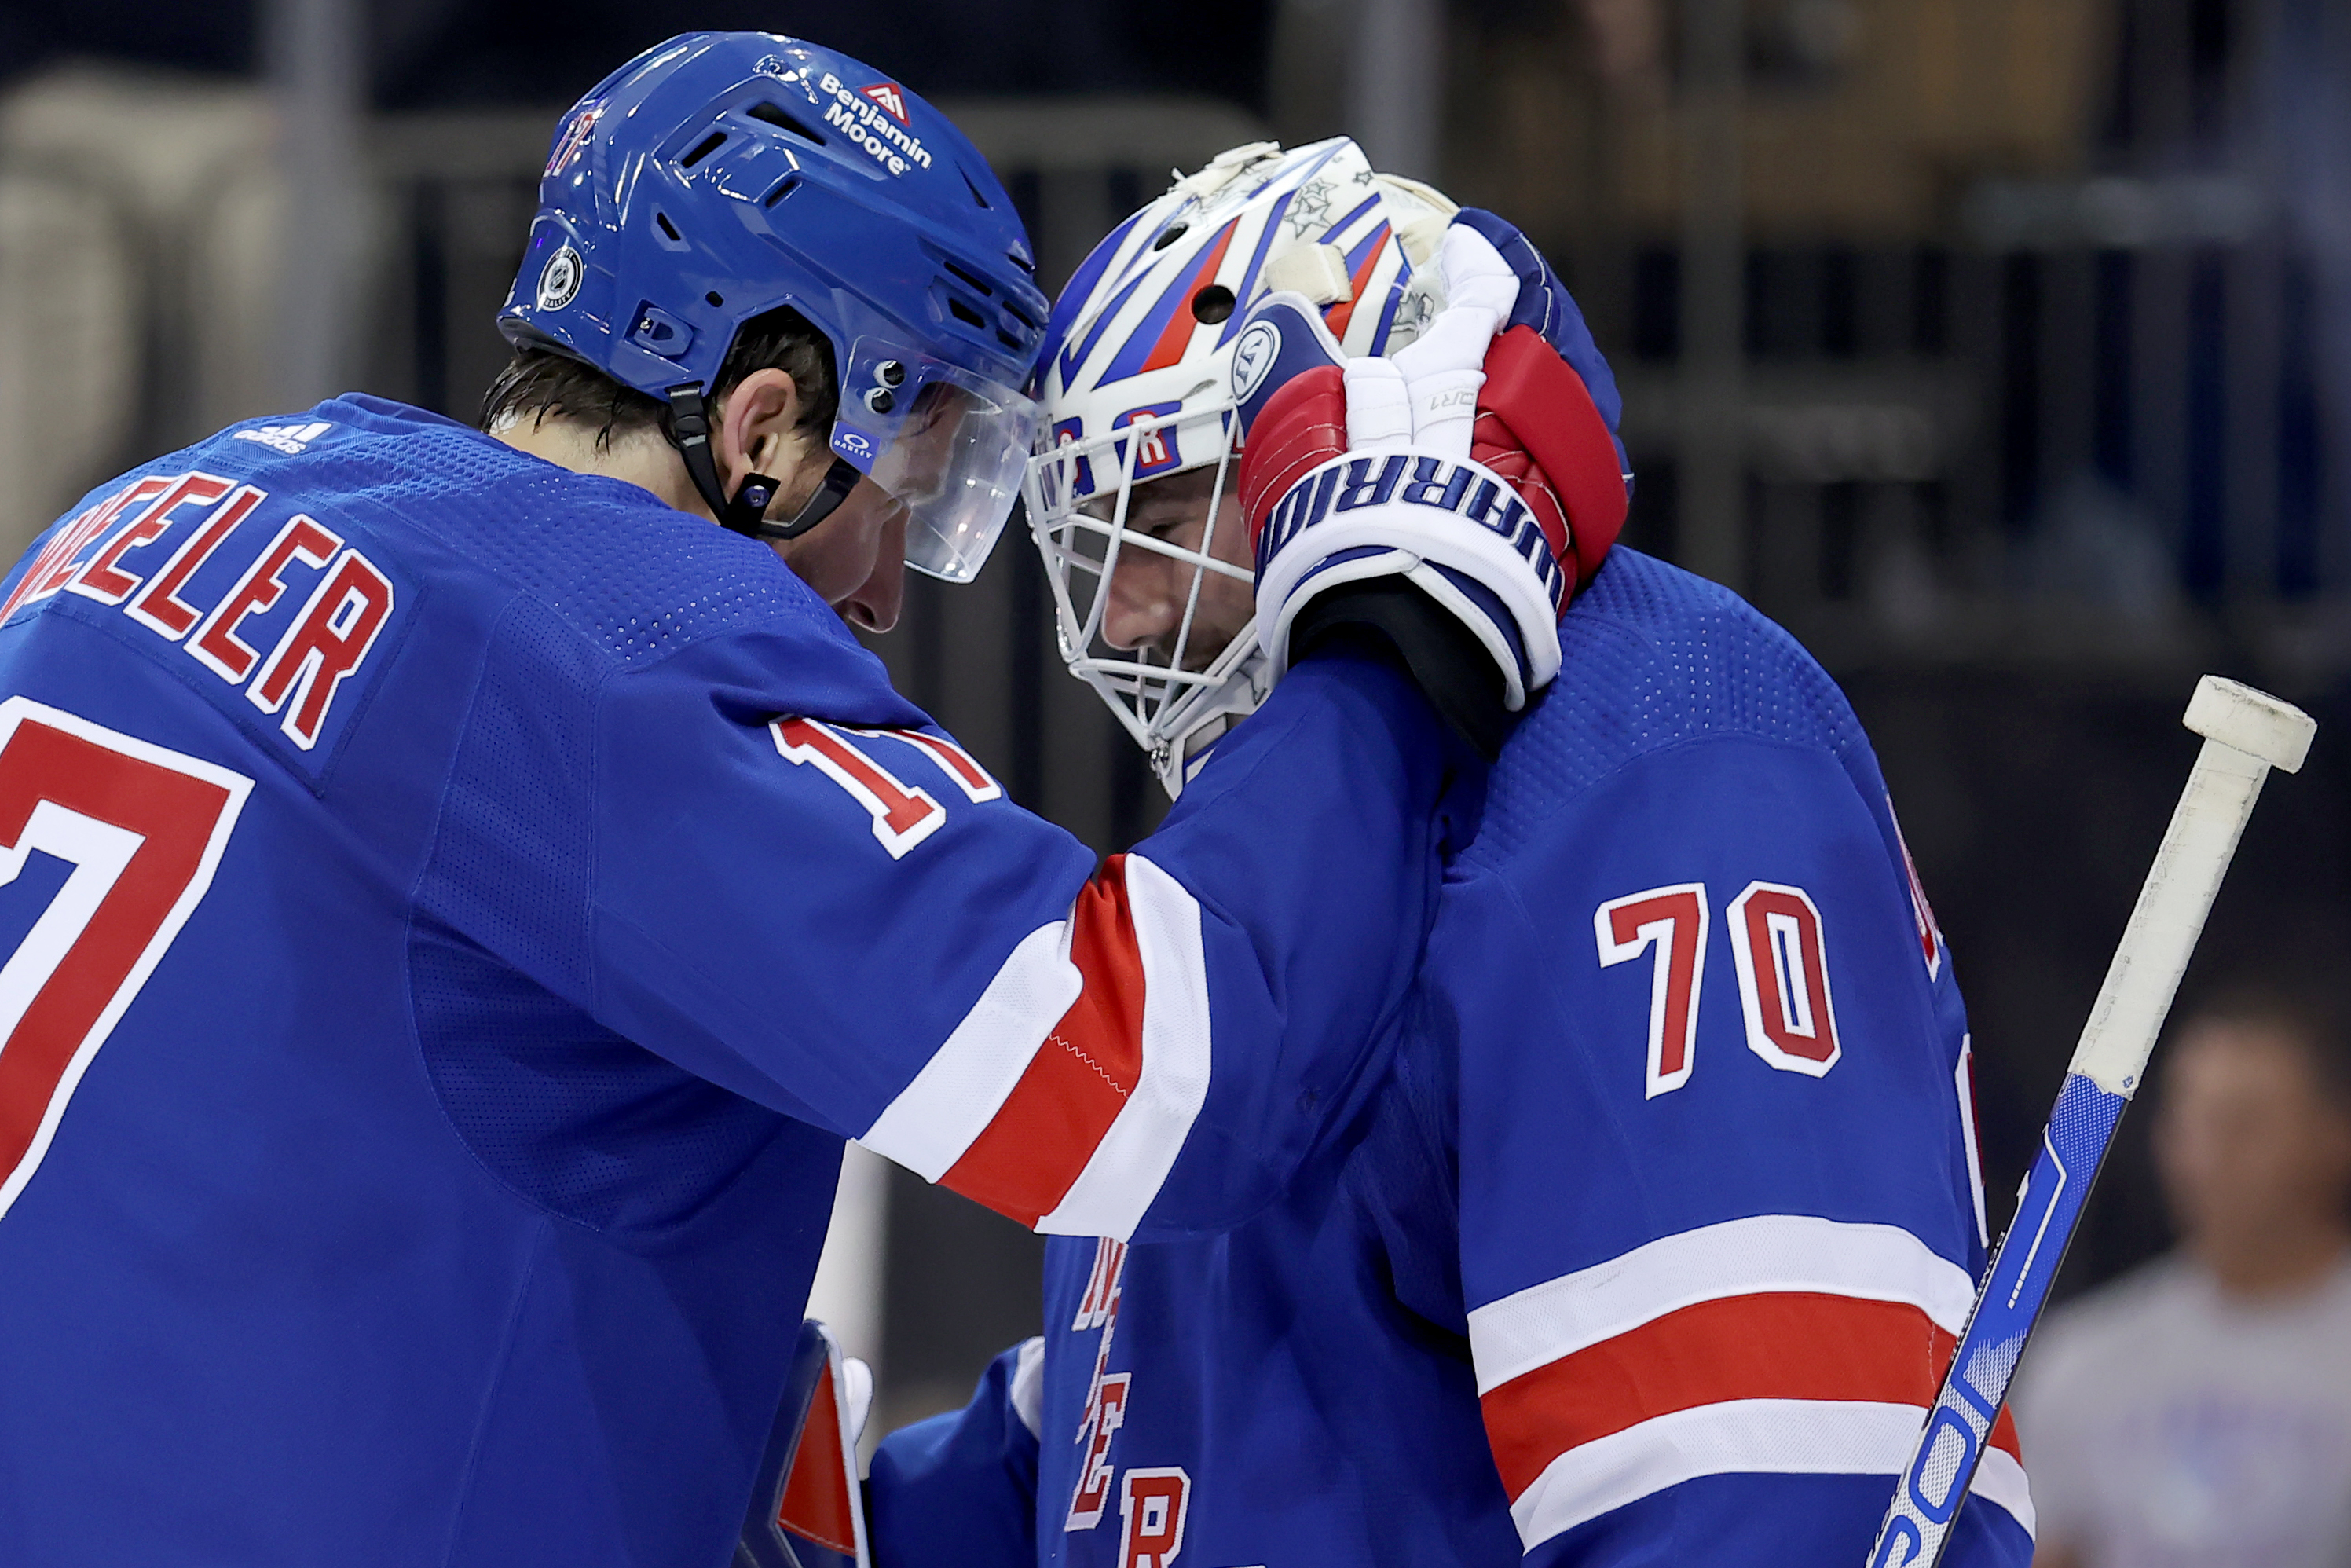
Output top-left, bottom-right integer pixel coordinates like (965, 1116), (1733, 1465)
(2173, 980), (2351, 1108)
(478, 305), (840, 452)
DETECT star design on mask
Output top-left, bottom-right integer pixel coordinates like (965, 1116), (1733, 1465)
(1353, 165), (1376, 185)
(1285, 178), (1335, 237)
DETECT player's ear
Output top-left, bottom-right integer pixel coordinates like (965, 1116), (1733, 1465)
(714, 367), (813, 491)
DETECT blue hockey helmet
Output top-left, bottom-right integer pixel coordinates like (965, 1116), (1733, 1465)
(498, 32), (1049, 581)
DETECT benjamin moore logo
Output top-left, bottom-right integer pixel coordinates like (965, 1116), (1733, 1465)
(815, 72), (932, 177)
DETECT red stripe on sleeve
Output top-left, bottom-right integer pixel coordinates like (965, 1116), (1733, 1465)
(1479, 1291), (2023, 1501)
(941, 855), (1148, 1226)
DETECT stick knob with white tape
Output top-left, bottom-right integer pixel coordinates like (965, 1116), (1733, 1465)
(1869, 675), (2314, 1568)
(2067, 676), (2314, 1097)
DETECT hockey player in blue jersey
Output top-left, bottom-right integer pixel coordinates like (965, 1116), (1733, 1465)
(0, 40), (1595, 1568)
(870, 143), (2035, 1566)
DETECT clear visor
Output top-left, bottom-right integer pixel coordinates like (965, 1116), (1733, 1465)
(830, 340), (1042, 584)
(1024, 403), (1266, 796)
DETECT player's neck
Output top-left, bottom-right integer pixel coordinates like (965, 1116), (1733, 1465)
(492, 416), (712, 522)
(2192, 1217), (2349, 1302)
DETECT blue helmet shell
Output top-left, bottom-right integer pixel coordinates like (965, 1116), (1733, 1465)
(499, 32), (1048, 421)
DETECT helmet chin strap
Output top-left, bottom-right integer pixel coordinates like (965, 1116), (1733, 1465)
(665, 385), (861, 541)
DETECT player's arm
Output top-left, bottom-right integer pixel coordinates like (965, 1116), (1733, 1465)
(1438, 737), (2034, 1566)
(561, 624), (1472, 1243)
(529, 219), (1622, 1243)
(866, 1339), (1042, 1568)
(425, 217), (1607, 1245)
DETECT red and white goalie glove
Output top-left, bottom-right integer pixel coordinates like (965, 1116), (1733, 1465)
(1231, 225), (1569, 713)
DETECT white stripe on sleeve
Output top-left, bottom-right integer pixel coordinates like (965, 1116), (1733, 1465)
(855, 919), (1078, 1181)
(1037, 855), (1213, 1238)
(1508, 1398), (2035, 1550)
(1467, 1214), (1980, 1394)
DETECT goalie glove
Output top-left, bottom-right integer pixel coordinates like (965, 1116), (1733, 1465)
(1451, 207), (1632, 595)
(1231, 225), (1605, 743)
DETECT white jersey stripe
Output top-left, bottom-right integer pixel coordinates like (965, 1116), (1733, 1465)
(856, 919), (1079, 1182)
(855, 855), (1212, 1239)
(1468, 1214), (1979, 1394)
(1036, 855), (1213, 1237)
(1508, 1398), (2034, 1550)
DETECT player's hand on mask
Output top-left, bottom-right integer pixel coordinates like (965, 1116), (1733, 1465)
(1448, 209), (1631, 602)
(1227, 222), (1625, 754)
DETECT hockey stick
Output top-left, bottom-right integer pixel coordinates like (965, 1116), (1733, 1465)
(1866, 675), (2316, 1568)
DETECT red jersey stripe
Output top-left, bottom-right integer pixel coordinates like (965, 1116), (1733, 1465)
(941, 855), (1148, 1225)
(1479, 1291), (2023, 1501)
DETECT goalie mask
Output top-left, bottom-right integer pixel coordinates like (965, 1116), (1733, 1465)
(1024, 138), (1458, 797)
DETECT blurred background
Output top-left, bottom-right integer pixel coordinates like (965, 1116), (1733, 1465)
(7, 0), (2350, 1453)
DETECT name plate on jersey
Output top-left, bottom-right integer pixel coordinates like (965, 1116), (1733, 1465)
(2, 466), (411, 783)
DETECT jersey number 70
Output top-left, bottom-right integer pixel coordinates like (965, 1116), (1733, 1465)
(1595, 879), (1842, 1098)
(0, 698), (250, 1222)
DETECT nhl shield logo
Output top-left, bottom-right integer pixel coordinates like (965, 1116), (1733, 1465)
(536, 245), (584, 311)
(860, 82), (910, 123)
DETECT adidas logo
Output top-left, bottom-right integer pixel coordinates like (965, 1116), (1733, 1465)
(233, 420), (333, 456)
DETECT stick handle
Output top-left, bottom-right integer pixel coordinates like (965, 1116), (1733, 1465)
(1866, 676), (2313, 1568)
(2067, 737), (2273, 1094)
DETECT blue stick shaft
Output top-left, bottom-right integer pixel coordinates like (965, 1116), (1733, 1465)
(1866, 1073), (2126, 1566)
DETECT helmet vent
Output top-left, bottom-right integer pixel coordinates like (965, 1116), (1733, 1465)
(745, 101), (826, 148)
(1190, 284), (1236, 324)
(679, 130), (728, 168)
(947, 296), (987, 330)
(762, 176), (798, 209)
(940, 258), (995, 298)
(654, 211), (682, 243)
(1152, 222), (1189, 252)
(960, 167), (993, 209)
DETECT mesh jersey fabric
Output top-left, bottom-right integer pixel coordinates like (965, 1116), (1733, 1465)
(1458, 542), (1868, 874)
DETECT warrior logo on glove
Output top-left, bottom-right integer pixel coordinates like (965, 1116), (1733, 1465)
(1254, 453), (1567, 614)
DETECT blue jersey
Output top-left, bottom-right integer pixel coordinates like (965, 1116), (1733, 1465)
(0, 396), (1468, 1566)
(872, 549), (2034, 1567)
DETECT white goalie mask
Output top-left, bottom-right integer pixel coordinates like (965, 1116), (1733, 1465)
(1024, 137), (1459, 797)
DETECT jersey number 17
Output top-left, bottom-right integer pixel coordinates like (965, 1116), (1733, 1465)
(0, 698), (249, 1222)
